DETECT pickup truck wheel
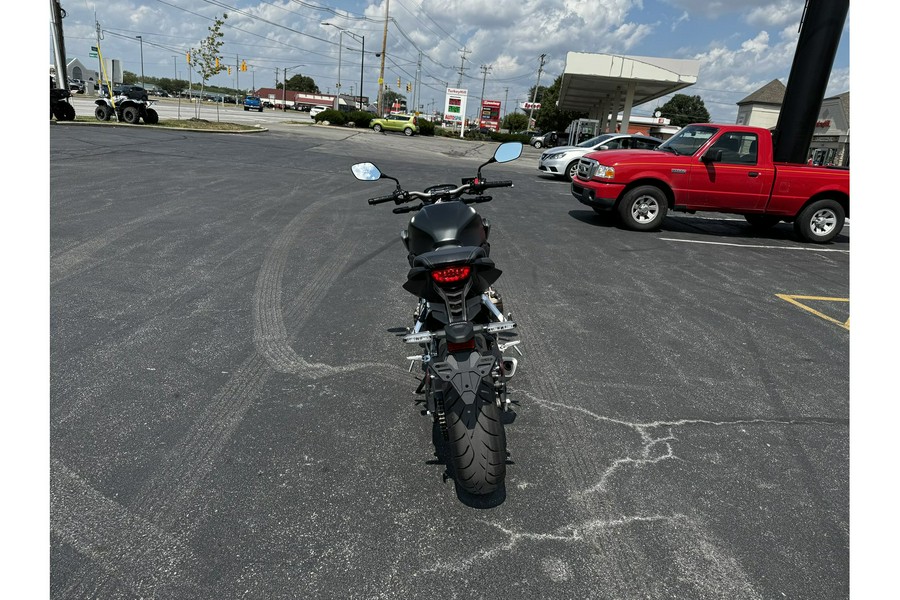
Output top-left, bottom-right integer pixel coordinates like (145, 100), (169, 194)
(744, 214), (781, 230)
(794, 199), (845, 243)
(244, 106), (249, 111)
(618, 185), (667, 231)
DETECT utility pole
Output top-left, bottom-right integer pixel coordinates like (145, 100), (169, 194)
(456, 47), (470, 87)
(377, 0), (391, 116)
(477, 64), (492, 127)
(50, 0), (68, 88)
(414, 52), (422, 113)
(503, 87), (509, 130)
(527, 54), (546, 130)
(136, 35), (144, 89)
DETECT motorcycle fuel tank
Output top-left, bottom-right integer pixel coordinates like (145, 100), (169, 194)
(406, 202), (487, 256)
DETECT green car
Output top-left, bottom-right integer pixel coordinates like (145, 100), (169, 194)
(370, 113), (419, 136)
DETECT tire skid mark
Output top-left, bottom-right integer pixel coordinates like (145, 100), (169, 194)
(252, 200), (394, 377)
(131, 352), (272, 524)
(55, 178), (399, 596)
(50, 239), (259, 426)
(51, 196), (190, 286)
(50, 459), (202, 598)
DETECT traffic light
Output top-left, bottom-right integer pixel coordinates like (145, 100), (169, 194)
(186, 51), (191, 64)
(241, 60), (247, 72)
(228, 67), (232, 75)
(406, 82), (411, 92)
(397, 77), (401, 89)
(215, 57), (220, 69)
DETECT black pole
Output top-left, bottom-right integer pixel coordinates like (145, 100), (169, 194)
(772, 0), (849, 164)
(359, 36), (365, 110)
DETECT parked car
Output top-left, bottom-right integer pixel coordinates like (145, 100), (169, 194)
(530, 131), (560, 149)
(309, 105), (331, 117)
(539, 133), (664, 181)
(370, 113), (419, 136)
(111, 85), (149, 102)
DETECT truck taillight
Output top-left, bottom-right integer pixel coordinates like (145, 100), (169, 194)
(431, 265), (470, 284)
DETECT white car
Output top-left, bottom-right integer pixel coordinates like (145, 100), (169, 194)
(309, 105), (331, 117)
(538, 133), (663, 181)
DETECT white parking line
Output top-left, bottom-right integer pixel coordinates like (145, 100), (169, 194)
(660, 238), (850, 253)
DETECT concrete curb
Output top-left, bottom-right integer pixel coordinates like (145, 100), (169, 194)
(50, 120), (269, 134)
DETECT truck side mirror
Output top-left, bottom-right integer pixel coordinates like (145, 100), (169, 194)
(702, 149), (723, 163)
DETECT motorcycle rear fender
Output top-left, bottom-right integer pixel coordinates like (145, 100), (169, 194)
(430, 350), (496, 405)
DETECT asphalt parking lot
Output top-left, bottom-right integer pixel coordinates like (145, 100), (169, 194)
(49, 123), (849, 599)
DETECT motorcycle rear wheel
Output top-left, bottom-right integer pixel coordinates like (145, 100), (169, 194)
(441, 374), (507, 495)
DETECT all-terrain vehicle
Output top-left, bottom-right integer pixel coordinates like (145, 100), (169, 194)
(50, 76), (76, 121)
(51, 88), (76, 121)
(94, 94), (159, 125)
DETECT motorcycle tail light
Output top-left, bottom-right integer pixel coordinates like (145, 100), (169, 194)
(431, 265), (471, 284)
(447, 339), (476, 352)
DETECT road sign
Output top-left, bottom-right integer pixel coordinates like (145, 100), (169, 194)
(91, 46), (98, 51)
(89, 52), (98, 58)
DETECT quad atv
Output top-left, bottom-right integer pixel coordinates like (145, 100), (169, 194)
(50, 87), (76, 121)
(94, 94), (159, 125)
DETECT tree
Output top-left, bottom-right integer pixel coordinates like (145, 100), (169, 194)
(656, 94), (710, 127)
(533, 75), (588, 133)
(283, 74), (319, 93)
(192, 13), (228, 118)
(381, 89), (405, 111)
(502, 112), (528, 133)
(123, 70), (138, 85)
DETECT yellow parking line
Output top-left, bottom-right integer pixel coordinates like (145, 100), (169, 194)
(775, 294), (850, 330)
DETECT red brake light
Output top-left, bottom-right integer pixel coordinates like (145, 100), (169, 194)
(431, 265), (471, 284)
(447, 339), (476, 352)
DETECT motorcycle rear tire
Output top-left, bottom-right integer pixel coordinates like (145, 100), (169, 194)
(442, 374), (506, 495)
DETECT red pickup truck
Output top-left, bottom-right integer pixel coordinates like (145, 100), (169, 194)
(571, 123), (849, 243)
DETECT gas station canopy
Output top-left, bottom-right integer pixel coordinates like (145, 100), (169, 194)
(557, 52), (700, 133)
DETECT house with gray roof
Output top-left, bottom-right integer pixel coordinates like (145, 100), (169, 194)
(735, 79), (849, 166)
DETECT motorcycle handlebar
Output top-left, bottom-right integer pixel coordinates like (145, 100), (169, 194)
(368, 193), (399, 205)
(479, 180), (513, 190)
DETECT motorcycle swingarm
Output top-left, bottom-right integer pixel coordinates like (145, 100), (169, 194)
(429, 352), (495, 405)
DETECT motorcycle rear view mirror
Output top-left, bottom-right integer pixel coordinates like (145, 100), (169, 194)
(351, 162), (382, 181)
(493, 142), (523, 164)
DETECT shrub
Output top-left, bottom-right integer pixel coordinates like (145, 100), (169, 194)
(348, 111), (373, 128)
(417, 118), (435, 136)
(314, 109), (346, 125)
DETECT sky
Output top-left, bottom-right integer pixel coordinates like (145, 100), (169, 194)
(46, 0), (850, 123)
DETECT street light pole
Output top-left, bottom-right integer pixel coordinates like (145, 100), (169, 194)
(136, 35), (144, 89)
(323, 23), (365, 110)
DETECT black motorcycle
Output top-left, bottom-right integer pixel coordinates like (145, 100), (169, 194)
(351, 142), (524, 495)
